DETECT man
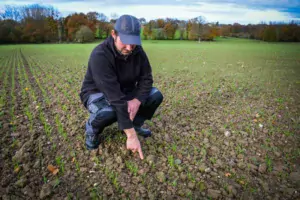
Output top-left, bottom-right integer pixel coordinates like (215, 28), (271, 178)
(80, 14), (163, 160)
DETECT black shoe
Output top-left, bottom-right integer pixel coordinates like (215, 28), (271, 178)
(85, 134), (100, 150)
(134, 126), (152, 138)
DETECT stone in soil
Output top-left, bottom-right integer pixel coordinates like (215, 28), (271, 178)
(205, 168), (211, 173)
(39, 184), (52, 199)
(237, 162), (246, 169)
(14, 177), (27, 188)
(274, 151), (281, 157)
(240, 131), (248, 137)
(188, 182), (195, 189)
(155, 172), (165, 183)
(180, 173), (186, 181)
(174, 159), (181, 165)
(203, 138), (209, 143)
(22, 185), (35, 197)
(115, 156), (122, 164)
(224, 131), (231, 137)
(258, 163), (267, 173)
(207, 189), (221, 199)
(146, 155), (155, 165)
(289, 172), (300, 185)
(199, 164), (207, 173)
(248, 163), (258, 172)
(227, 185), (237, 197)
(199, 182), (206, 191)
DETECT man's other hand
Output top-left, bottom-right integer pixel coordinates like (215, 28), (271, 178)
(124, 128), (144, 159)
(127, 98), (141, 121)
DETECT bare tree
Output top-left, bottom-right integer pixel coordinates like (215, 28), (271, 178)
(189, 16), (206, 42)
(110, 12), (118, 23)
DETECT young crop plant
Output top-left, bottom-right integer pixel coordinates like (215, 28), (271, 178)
(10, 58), (17, 124)
(187, 171), (196, 182)
(104, 168), (121, 191)
(235, 144), (246, 155)
(0, 56), (12, 108)
(55, 155), (65, 174)
(39, 111), (52, 138)
(55, 114), (68, 140)
(24, 106), (34, 131)
(27, 59), (51, 106)
(125, 161), (138, 176)
(265, 155), (273, 172)
(171, 143), (177, 152)
(168, 155), (175, 168)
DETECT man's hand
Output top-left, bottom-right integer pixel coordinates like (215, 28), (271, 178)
(124, 128), (144, 159)
(127, 98), (141, 121)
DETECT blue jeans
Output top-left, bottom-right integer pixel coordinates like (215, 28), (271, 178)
(85, 87), (163, 138)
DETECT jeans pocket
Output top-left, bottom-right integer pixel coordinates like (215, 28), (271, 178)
(88, 96), (108, 114)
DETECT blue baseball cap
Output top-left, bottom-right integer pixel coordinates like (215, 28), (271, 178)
(114, 15), (141, 45)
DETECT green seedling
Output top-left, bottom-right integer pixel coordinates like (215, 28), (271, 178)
(171, 179), (177, 187)
(125, 161), (138, 176)
(171, 143), (177, 152)
(265, 155), (273, 172)
(43, 176), (47, 184)
(235, 144), (245, 154)
(55, 156), (65, 174)
(53, 177), (60, 188)
(168, 155), (175, 168)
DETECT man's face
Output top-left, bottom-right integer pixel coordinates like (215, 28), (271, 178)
(112, 31), (136, 56)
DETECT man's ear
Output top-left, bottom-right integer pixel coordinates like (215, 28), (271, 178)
(111, 30), (116, 40)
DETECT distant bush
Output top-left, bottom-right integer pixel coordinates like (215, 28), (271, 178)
(151, 28), (166, 40)
(75, 26), (94, 43)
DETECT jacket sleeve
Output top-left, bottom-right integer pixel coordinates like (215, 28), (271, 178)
(135, 50), (153, 103)
(90, 52), (133, 130)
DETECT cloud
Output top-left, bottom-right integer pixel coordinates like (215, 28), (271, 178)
(0, 0), (298, 24)
(3, 0), (300, 8)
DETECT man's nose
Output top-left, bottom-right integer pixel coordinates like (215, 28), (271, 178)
(125, 45), (134, 51)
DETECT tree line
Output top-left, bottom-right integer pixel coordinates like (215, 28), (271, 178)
(0, 4), (299, 44)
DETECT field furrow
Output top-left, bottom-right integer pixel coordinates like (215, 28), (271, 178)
(1, 40), (299, 199)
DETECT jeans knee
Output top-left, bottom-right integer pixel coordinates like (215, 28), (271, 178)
(150, 88), (163, 105)
(91, 110), (117, 129)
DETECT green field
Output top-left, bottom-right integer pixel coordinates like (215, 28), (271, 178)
(0, 38), (300, 199)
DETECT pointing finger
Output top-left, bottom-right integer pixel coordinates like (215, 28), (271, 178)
(138, 147), (144, 160)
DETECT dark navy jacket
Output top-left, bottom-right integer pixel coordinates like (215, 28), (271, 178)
(80, 36), (153, 130)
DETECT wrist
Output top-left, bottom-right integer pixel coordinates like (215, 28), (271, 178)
(124, 128), (137, 139)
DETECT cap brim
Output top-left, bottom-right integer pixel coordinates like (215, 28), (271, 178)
(119, 33), (141, 45)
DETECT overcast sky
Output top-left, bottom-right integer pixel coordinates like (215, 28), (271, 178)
(1, 0), (299, 24)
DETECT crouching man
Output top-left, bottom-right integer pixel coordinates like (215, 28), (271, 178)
(79, 15), (163, 159)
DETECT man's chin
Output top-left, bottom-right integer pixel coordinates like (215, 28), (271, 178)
(121, 51), (131, 55)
